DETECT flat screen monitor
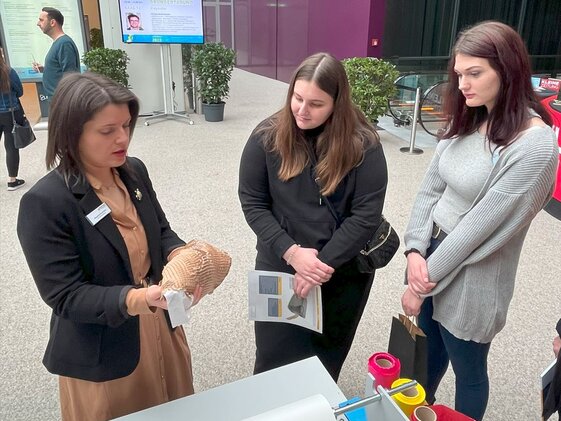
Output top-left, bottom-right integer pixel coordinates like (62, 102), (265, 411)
(118, 0), (204, 44)
(0, 0), (87, 82)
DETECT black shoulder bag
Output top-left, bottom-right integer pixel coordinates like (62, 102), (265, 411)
(9, 96), (36, 149)
(309, 152), (400, 273)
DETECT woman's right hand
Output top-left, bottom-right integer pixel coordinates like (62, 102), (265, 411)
(285, 245), (334, 284)
(145, 284), (203, 313)
(406, 252), (436, 295)
(146, 285), (168, 310)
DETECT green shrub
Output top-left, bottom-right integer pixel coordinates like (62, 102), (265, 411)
(191, 43), (236, 104)
(82, 48), (130, 87)
(342, 57), (399, 122)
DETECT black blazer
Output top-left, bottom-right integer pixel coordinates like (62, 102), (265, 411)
(17, 157), (185, 382)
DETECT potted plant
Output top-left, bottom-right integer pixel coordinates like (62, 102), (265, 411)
(342, 57), (399, 124)
(82, 48), (130, 88)
(191, 42), (236, 122)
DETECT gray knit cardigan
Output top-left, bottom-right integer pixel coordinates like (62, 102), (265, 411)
(405, 125), (558, 343)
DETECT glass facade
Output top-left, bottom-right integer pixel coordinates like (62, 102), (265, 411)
(206, 0), (560, 82)
(382, 0), (561, 76)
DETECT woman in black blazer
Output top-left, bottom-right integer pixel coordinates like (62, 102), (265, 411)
(17, 73), (201, 420)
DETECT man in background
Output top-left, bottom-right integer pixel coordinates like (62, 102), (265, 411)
(127, 14), (144, 31)
(33, 7), (80, 100)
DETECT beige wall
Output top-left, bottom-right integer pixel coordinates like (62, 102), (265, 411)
(82, 0), (101, 29)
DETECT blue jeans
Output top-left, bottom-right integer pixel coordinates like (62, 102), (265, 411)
(419, 238), (491, 421)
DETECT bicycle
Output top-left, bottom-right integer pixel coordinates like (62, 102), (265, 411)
(387, 75), (449, 138)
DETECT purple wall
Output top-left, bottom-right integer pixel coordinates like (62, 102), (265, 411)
(234, 0), (386, 82)
(307, 0), (371, 59)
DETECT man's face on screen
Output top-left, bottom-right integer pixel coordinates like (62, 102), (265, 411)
(128, 16), (140, 29)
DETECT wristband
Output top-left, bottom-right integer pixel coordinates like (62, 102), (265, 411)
(404, 248), (421, 257)
(285, 245), (300, 265)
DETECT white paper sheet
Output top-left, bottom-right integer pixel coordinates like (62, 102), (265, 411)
(164, 290), (194, 327)
(248, 270), (322, 333)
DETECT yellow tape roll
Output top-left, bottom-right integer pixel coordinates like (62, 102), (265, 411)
(391, 378), (427, 417)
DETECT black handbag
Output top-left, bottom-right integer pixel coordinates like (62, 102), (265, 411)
(322, 194), (400, 273)
(355, 215), (401, 271)
(10, 98), (36, 149)
(307, 147), (400, 273)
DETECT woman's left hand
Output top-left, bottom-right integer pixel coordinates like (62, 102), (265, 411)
(401, 287), (424, 317)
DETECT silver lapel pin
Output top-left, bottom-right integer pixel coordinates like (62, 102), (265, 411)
(134, 188), (142, 201)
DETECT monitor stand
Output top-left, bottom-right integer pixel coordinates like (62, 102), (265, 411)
(144, 44), (193, 126)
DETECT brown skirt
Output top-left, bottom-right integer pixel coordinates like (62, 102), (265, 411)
(59, 308), (194, 421)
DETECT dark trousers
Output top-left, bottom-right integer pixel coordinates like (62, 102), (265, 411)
(0, 109), (23, 177)
(254, 267), (374, 381)
(419, 238), (491, 421)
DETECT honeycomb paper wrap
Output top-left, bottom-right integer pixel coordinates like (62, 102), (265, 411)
(161, 240), (232, 296)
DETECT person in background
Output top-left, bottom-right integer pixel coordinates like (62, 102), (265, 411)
(17, 72), (203, 421)
(0, 49), (25, 190)
(239, 52), (388, 381)
(401, 21), (558, 420)
(33, 7), (80, 100)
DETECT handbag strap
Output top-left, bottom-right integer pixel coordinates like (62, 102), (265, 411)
(306, 147), (343, 227)
(321, 193), (343, 227)
(308, 148), (386, 232)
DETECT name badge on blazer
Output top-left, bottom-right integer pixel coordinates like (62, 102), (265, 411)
(86, 202), (112, 226)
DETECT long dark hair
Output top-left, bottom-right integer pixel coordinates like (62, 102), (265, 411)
(46, 72), (140, 180)
(259, 52), (379, 195)
(442, 21), (552, 145)
(0, 52), (10, 93)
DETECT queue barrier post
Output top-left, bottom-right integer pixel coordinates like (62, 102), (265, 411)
(400, 86), (423, 155)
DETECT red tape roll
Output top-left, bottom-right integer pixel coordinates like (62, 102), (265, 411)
(367, 352), (401, 389)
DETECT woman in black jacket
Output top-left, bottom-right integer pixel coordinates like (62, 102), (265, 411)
(238, 53), (388, 380)
(17, 73), (202, 420)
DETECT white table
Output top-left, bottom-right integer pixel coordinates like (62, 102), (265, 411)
(113, 356), (347, 420)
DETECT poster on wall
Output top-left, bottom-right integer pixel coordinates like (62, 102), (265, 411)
(0, 0), (86, 82)
(118, 0), (204, 44)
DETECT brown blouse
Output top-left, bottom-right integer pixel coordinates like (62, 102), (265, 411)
(59, 171), (194, 421)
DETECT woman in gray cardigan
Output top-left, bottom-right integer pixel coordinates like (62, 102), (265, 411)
(401, 22), (558, 420)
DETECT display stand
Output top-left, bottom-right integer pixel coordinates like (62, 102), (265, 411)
(113, 357), (345, 420)
(144, 44), (193, 126)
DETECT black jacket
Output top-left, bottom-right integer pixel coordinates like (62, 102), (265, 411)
(238, 127), (388, 272)
(17, 157), (185, 382)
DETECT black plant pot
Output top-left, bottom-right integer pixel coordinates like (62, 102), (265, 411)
(202, 102), (225, 122)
